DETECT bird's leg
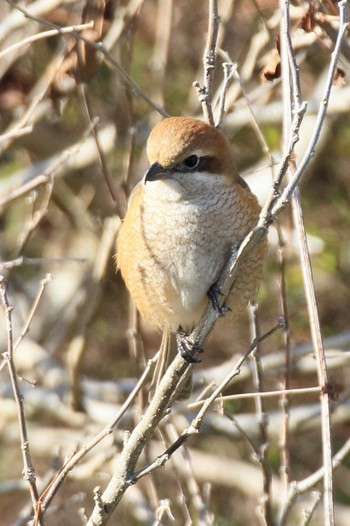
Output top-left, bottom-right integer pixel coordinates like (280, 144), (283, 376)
(207, 283), (232, 317)
(176, 326), (203, 364)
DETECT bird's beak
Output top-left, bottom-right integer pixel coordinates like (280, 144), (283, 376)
(144, 162), (172, 183)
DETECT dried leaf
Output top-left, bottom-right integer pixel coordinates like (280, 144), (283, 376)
(262, 49), (281, 82)
(301, 5), (316, 33)
(333, 67), (346, 86)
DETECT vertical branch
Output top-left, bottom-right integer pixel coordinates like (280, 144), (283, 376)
(276, 225), (291, 492)
(193, 0), (220, 125)
(278, 1), (349, 524)
(276, 4), (295, 506)
(203, 0), (219, 124)
(291, 188), (334, 525)
(249, 304), (273, 526)
(0, 276), (42, 525)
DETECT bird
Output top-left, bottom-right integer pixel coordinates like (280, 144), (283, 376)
(116, 116), (267, 396)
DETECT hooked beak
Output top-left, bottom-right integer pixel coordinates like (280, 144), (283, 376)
(144, 162), (172, 183)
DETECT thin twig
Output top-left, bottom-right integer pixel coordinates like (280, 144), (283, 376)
(16, 175), (54, 256)
(215, 61), (234, 127)
(79, 83), (119, 211)
(220, 51), (275, 176)
(0, 276), (42, 525)
(0, 125), (33, 143)
(170, 422), (211, 526)
(186, 386), (321, 409)
(14, 274), (53, 352)
(0, 21), (94, 58)
(276, 224), (292, 492)
(249, 304), (273, 526)
(300, 491), (322, 526)
(277, 1), (348, 524)
(292, 186), (334, 525)
(0, 256), (87, 270)
(190, 320), (281, 415)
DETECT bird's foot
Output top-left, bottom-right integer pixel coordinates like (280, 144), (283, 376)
(176, 329), (202, 364)
(207, 283), (231, 317)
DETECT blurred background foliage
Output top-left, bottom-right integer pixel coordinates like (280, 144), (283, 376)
(0, 0), (350, 524)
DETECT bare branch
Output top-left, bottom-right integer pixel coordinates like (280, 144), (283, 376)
(0, 21), (94, 59)
(194, 0), (220, 125)
(0, 276), (42, 524)
(0, 256), (87, 270)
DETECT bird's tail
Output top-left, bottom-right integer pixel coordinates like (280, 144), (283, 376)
(150, 330), (192, 401)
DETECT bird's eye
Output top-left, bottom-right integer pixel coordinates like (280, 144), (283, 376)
(183, 155), (200, 169)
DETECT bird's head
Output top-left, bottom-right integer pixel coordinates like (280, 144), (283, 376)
(144, 117), (236, 188)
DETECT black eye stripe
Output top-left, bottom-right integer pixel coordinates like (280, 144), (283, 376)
(177, 155), (220, 173)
